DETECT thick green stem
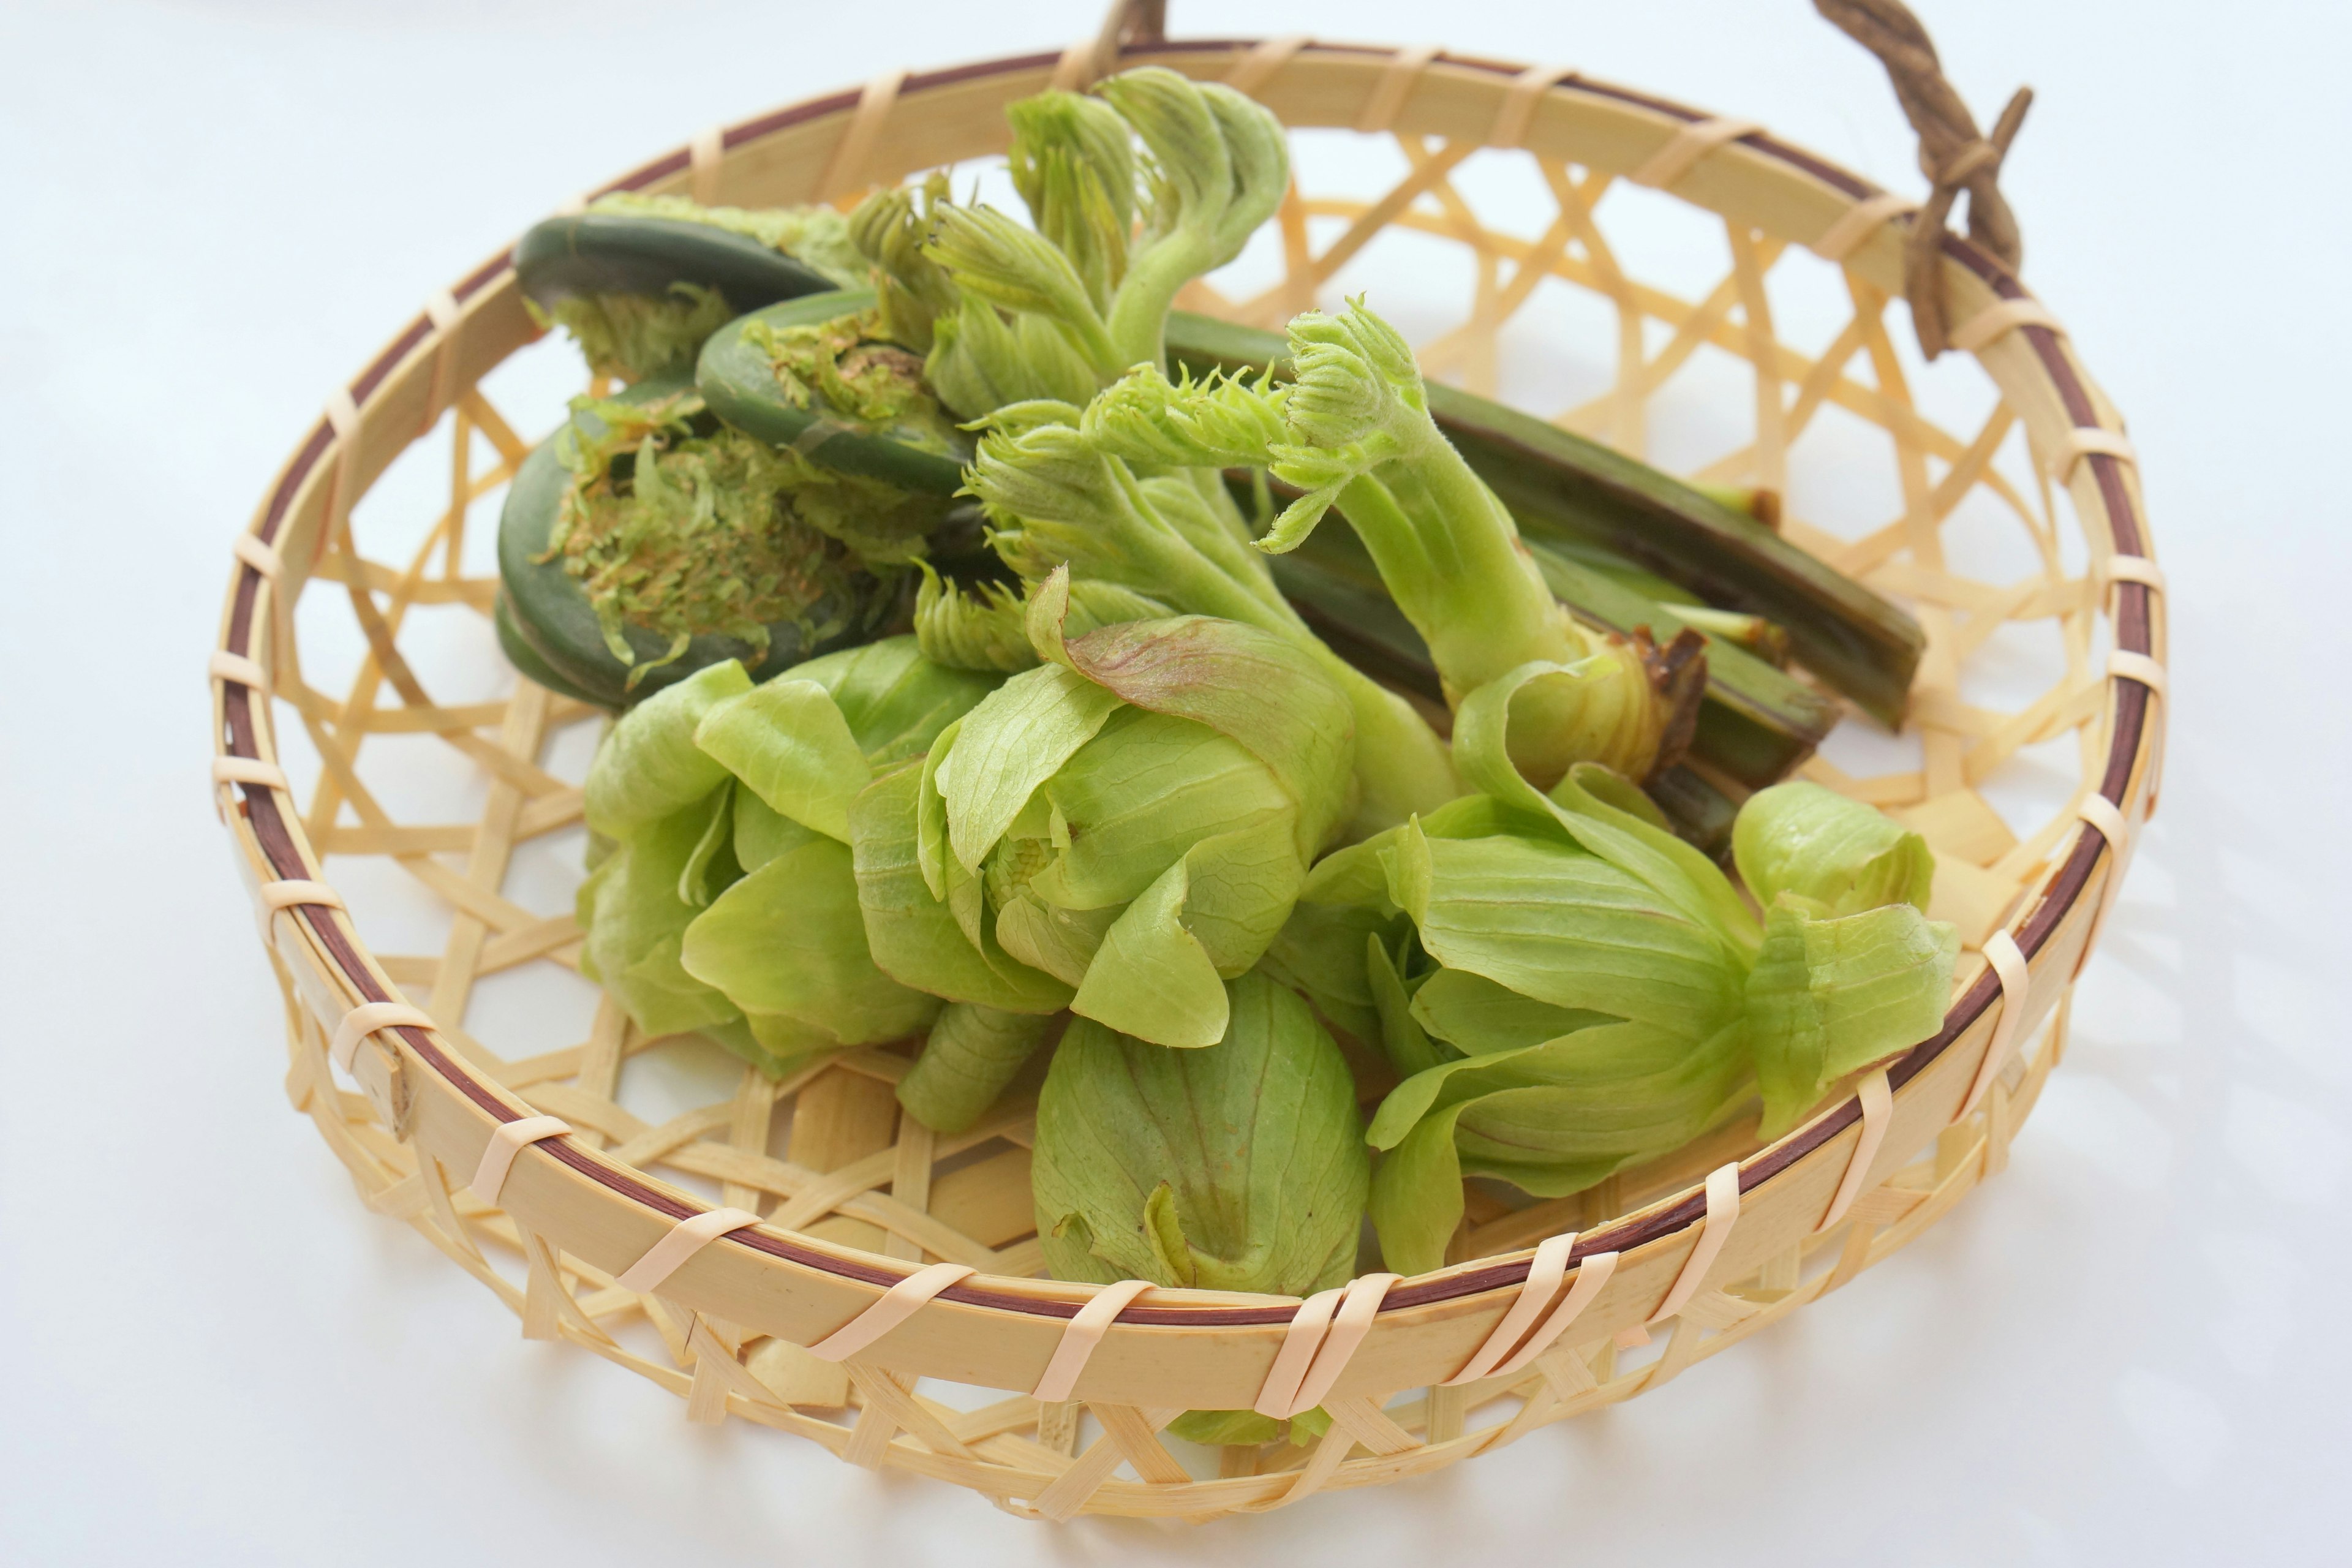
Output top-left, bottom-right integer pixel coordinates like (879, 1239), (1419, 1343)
(1105, 230), (1215, 374)
(1107, 507), (1460, 831)
(1335, 439), (1573, 702)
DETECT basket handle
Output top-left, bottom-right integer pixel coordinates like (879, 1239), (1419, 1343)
(1069, 0), (2029, 361)
(1814, 0), (2033, 358)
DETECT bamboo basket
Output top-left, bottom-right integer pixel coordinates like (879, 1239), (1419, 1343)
(208, 24), (2163, 1524)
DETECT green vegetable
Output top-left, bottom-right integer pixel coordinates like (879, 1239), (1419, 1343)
(1733, 780), (1934, 917)
(497, 375), (925, 707)
(1163, 309), (1924, 726)
(1031, 970), (1368, 1287)
(965, 410), (1460, 835)
(578, 642), (999, 1074)
(854, 66), (1287, 418)
(1033, 971), (1368, 1447)
(578, 662), (761, 1055)
(1085, 300), (1706, 789)
(519, 193), (865, 382)
(895, 1003), (1056, 1134)
(1268, 663), (1958, 1273)
(852, 581), (1355, 1049)
(696, 288), (973, 497)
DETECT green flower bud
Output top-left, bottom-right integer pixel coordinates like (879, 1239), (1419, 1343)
(1278, 690), (1959, 1273)
(575, 646), (1003, 1076)
(856, 606), (1355, 1048)
(1033, 971), (1368, 1294)
(1733, 780), (1934, 916)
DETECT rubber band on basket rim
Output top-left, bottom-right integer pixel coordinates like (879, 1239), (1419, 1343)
(1291, 1273), (1401, 1416)
(1617, 1162), (1741, 1348)
(211, 753), (288, 823)
(2072, 792), (2134, 979)
(1815, 1069), (1894, 1233)
(1485, 63), (1580, 150)
(817, 69), (907, 201)
(470, 1115), (572, 1204)
(1959, 930), (2032, 1119)
(2051, 426), (2138, 483)
(1251, 1286), (1343, 1419)
(1811, 191), (1913, 262)
(1252, 1273), (1400, 1420)
(1441, 1234), (1619, 1386)
(253, 877), (341, 961)
(213, 755), (286, 789)
(1947, 297), (2064, 355)
(419, 288), (464, 428)
(615, 1207), (764, 1295)
(2108, 650), (2167, 813)
(330, 999), (432, 1076)
(804, 1261), (976, 1362)
(1629, 116), (1762, 189)
(233, 533), (282, 580)
(323, 386), (360, 440)
(259, 878), (341, 920)
(688, 124), (725, 205)
(2102, 554), (2165, 597)
(1224, 34), (1310, 96)
(1354, 44), (1441, 135)
(209, 650), (268, 695)
(1030, 1278), (1155, 1403)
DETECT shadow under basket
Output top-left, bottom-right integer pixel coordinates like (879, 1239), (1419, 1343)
(208, 35), (2165, 1522)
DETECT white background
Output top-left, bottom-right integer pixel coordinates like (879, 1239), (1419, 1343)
(4, 1), (2348, 1562)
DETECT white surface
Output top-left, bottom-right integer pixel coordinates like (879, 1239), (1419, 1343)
(4, 1), (2348, 1562)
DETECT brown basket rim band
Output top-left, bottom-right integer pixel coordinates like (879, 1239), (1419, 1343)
(213, 36), (2157, 1332)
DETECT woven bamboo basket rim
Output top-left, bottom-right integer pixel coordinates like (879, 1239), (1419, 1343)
(208, 29), (2163, 1487)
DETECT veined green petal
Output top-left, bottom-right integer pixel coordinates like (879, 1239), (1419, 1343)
(1447, 1020), (1751, 1184)
(676, 778), (737, 907)
(1062, 615), (1355, 855)
(1453, 661), (1758, 952)
(693, 679), (868, 842)
(1408, 968), (1610, 1057)
(916, 718), (957, 899)
(1367, 932), (1449, 1079)
(1745, 899), (1958, 1136)
(1068, 851), (1229, 1047)
(732, 788), (822, 872)
(1733, 780), (1935, 917)
(1163, 813), (1306, 975)
(583, 659), (752, 836)
(1261, 839), (1406, 1043)
(1566, 761), (1672, 833)
(1033, 974), (1366, 1295)
(936, 662), (1122, 873)
(681, 835), (941, 1050)
(794, 634), (1003, 766)
(994, 887), (1118, 985)
(1382, 821), (1745, 1031)
(578, 798), (742, 1039)
(1032, 707), (1292, 908)
(848, 762), (1074, 1013)
(1365, 1019), (1751, 1270)
(1366, 1102), (1472, 1276)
